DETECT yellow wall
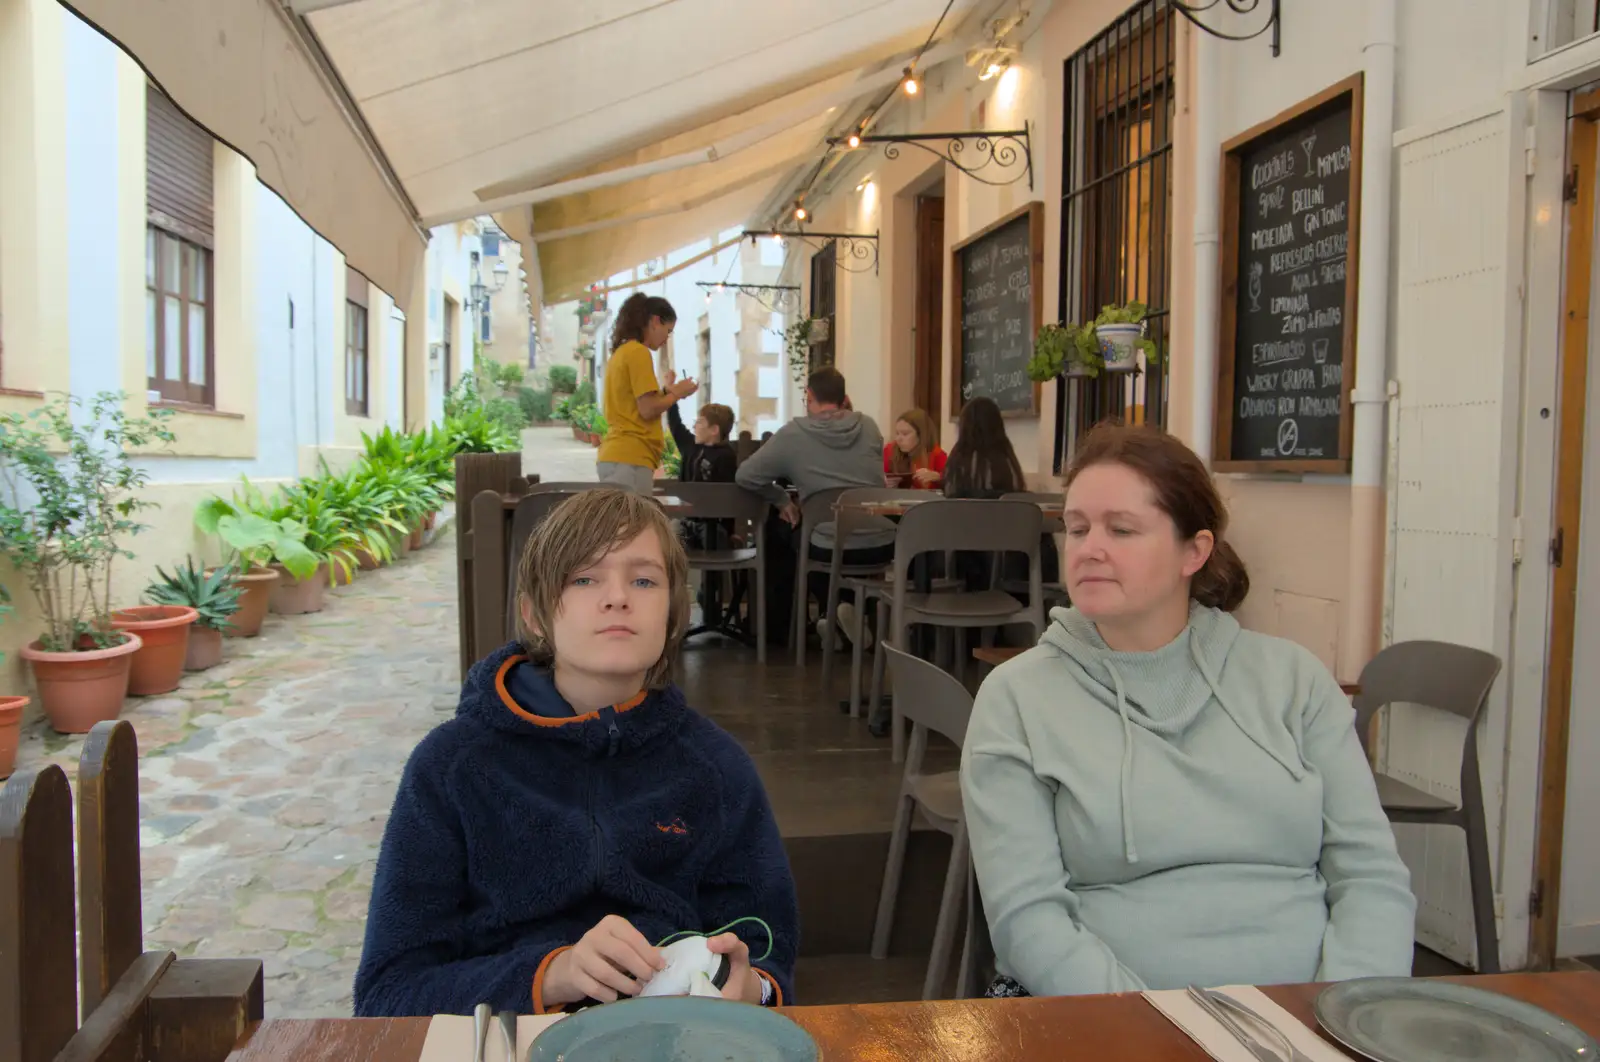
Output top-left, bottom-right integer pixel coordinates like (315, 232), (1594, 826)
(0, 0), (68, 409)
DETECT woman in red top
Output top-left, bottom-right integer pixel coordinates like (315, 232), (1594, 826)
(884, 408), (947, 490)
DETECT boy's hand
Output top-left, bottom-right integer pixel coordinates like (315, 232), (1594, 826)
(543, 915), (665, 1006)
(706, 933), (763, 1004)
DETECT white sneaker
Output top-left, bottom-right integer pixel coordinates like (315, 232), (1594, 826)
(836, 602), (874, 651)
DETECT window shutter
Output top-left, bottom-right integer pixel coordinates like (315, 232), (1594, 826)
(347, 266), (369, 309)
(145, 86), (214, 247)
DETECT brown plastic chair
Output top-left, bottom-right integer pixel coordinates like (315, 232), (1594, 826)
(1352, 640), (1503, 974)
(871, 644), (981, 1000)
(666, 482), (770, 663)
(791, 486), (896, 668)
(874, 500), (1045, 761)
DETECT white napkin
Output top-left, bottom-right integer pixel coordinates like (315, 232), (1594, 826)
(1143, 984), (1349, 1062)
(418, 1013), (566, 1062)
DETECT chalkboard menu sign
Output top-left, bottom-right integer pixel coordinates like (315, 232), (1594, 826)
(1214, 74), (1363, 473)
(951, 202), (1044, 417)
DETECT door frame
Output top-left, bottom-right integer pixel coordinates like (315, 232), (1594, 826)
(1529, 85), (1600, 968)
(912, 190), (946, 421)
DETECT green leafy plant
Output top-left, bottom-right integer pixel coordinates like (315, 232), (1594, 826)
(488, 360), (526, 391)
(783, 318), (816, 384)
(663, 434), (682, 479)
(194, 481), (319, 582)
(519, 387), (553, 424)
(1089, 302), (1159, 362)
(548, 365), (578, 394)
(0, 392), (175, 651)
(145, 559), (241, 632)
(315, 461), (409, 566)
(1027, 322), (1104, 381)
(275, 477), (365, 584)
(443, 409), (518, 454)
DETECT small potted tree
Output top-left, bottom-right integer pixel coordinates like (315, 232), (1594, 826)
(143, 559), (241, 671)
(0, 393), (175, 732)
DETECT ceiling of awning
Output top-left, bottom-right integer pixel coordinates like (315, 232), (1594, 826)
(301, 0), (1000, 302)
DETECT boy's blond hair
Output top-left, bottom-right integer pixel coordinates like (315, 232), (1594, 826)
(514, 489), (690, 688)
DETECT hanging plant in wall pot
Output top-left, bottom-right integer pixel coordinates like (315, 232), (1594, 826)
(1089, 302), (1158, 374)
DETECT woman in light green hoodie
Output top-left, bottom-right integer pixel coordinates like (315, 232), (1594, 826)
(960, 424), (1415, 998)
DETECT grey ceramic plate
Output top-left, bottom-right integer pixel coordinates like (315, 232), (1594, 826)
(527, 996), (819, 1062)
(1314, 978), (1598, 1062)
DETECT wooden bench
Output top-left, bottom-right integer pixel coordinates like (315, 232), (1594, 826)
(1, 720), (264, 1062)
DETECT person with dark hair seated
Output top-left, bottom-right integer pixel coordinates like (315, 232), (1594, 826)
(962, 423), (1415, 998)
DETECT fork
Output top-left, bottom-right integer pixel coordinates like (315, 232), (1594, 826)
(1203, 988), (1315, 1062)
(472, 1003), (492, 1062)
(1185, 985), (1285, 1062)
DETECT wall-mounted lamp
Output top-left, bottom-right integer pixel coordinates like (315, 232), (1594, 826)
(979, 55), (1011, 81)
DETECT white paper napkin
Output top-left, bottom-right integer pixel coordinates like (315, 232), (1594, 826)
(1143, 984), (1349, 1062)
(418, 1013), (566, 1062)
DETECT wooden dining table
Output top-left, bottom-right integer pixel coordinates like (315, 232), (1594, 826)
(225, 972), (1600, 1061)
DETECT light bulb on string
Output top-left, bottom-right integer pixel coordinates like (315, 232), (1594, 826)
(902, 67), (919, 96)
(794, 204), (808, 222)
(847, 133), (862, 149)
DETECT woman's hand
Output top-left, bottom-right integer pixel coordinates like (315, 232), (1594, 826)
(912, 467), (941, 485)
(542, 915), (665, 1007)
(706, 933), (764, 1004)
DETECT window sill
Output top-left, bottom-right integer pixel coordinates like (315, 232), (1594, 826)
(0, 387), (45, 399)
(151, 401), (244, 421)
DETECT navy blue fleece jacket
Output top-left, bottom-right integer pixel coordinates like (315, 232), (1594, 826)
(353, 643), (799, 1016)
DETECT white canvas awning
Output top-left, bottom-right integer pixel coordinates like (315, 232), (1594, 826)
(70, 0), (1013, 303)
(61, 0), (427, 301)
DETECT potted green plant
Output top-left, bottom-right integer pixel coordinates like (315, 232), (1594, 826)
(1088, 302), (1158, 372)
(194, 488), (318, 635)
(0, 393), (174, 732)
(0, 587), (26, 778)
(144, 559), (241, 671)
(110, 601), (198, 696)
(1028, 322), (1104, 381)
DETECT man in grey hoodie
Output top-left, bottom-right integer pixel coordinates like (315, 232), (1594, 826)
(735, 367), (895, 644)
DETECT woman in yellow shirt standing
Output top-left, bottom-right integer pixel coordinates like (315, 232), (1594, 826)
(596, 294), (698, 493)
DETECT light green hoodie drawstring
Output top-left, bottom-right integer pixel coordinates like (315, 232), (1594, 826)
(1104, 660), (1139, 865)
(1188, 633), (1307, 783)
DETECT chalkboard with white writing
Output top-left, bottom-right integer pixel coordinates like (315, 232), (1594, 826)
(951, 202), (1043, 418)
(1214, 75), (1363, 473)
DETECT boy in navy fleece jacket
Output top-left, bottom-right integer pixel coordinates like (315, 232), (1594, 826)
(354, 489), (798, 1016)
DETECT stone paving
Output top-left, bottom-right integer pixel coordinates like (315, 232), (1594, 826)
(6, 428), (636, 1017)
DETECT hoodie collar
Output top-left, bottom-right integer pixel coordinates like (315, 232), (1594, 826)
(1042, 603), (1306, 865)
(459, 643), (688, 757)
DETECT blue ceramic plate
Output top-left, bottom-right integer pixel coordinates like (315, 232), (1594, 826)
(1314, 978), (1598, 1062)
(527, 996), (819, 1062)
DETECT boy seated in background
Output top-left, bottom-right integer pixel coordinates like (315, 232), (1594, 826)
(354, 489), (798, 1016)
(667, 392), (738, 490)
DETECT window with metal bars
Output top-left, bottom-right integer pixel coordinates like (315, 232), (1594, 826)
(1054, 0), (1174, 472)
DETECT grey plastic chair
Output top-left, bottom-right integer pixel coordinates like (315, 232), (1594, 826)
(666, 482), (769, 663)
(998, 491), (1069, 607)
(822, 488), (930, 700)
(791, 487), (896, 668)
(874, 500), (1045, 761)
(872, 644), (980, 1000)
(1352, 639), (1504, 974)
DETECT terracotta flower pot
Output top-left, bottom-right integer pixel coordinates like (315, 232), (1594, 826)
(111, 605), (198, 696)
(424, 511), (438, 531)
(333, 562), (355, 586)
(214, 566), (279, 638)
(269, 564), (327, 615)
(0, 696), (26, 779)
(356, 547), (384, 571)
(392, 532), (412, 559)
(185, 626), (224, 671)
(21, 633), (142, 734)
(408, 521), (426, 552)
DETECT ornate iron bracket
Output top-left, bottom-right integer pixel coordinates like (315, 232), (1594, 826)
(695, 282), (802, 314)
(1171, 0), (1281, 57)
(829, 126), (1033, 190)
(743, 230), (880, 275)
